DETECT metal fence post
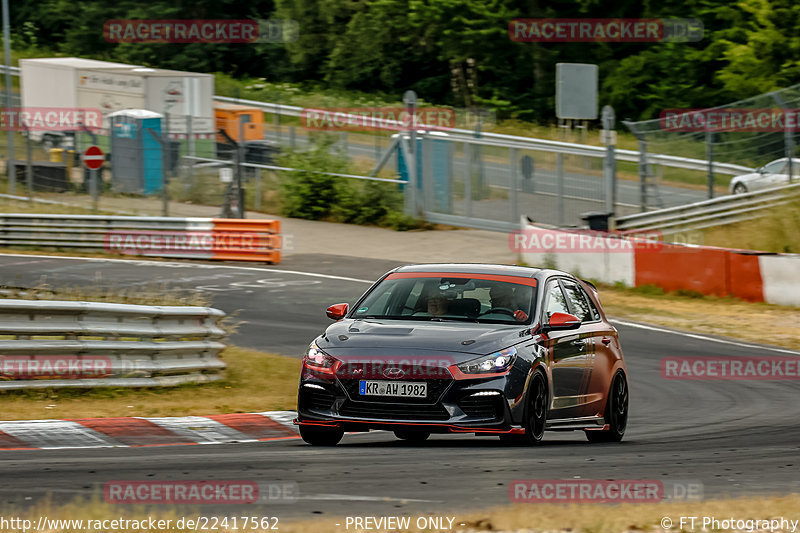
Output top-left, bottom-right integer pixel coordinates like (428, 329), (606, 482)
(162, 113), (170, 216)
(404, 90), (420, 217)
(25, 127), (33, 200)
(185, 115), (193, 195)
(421, 134), (433, 214)
(3, 0), (14, 194)
(638, 138), (648, 212)
(557, 152), (565, 226)
(254, 167), (262, 211)
(509, 147), (518, 224)
(601, 105), (616, 218)
(464, 141), (472, 219)
(237, 116), (246, 218)
(771, 91), (795, 182)
(705, 129), (714, 199)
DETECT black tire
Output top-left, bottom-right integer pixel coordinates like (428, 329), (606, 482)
(733, 183), (748, 194)
(299, 425), (344, 446)
(586, 371), (629, 443)
(522, 371), (548, 444)
(394, 430), (431, 443)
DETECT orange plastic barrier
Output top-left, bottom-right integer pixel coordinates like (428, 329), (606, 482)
(634, 243), (766, 301)
(210, 219), (281, 263)
(726, 252), (765, 302)
(634, 244), (730, 296)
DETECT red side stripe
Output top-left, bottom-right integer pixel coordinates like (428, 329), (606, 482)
(70, 417), (195, 446)
(386, 272), (538, 286)
(0, 430), (31, 449)
(207, 413), (298, 439)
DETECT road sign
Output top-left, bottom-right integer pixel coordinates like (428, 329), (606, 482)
(83, 145), (104, 170)
(556, 63), (598, 120)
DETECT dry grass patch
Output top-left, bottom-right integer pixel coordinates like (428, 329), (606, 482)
(597, 286), (800, 350)
(0, 346), (300, 420)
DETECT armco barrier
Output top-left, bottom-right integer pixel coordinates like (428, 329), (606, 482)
(0, 214), (281, 263)
(0, 299), (227, 389)
(517, 220), (800, 306)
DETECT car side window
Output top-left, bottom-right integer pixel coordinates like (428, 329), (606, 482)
(563, 282), (599, 322)
(543, 281), (570, 321)
(763, 160), (786, 174)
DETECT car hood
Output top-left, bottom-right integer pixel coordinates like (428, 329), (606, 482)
(318, 318), (530, 356)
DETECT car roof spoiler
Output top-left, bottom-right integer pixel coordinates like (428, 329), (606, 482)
(581, 279), (598, 292)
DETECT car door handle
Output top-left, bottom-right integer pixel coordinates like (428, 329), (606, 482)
(601, 337), (612, 346)
(571, 339), (586, 348)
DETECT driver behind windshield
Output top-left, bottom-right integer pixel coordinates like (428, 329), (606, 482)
(489, 284), (528, 322)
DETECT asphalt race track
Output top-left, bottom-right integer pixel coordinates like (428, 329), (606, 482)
(0, 253), (799, 520)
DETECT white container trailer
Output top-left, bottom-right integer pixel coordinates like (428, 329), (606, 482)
(20, 57), (215, 136)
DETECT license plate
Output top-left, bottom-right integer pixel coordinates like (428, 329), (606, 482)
(359, 380), (427, 398)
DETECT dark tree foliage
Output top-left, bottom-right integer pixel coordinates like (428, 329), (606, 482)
(11, 0), (800, 122)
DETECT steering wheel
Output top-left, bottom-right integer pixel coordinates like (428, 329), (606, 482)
(481, 307), (516, 317)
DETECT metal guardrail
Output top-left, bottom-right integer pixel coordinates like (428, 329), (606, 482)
(0, 65), (19, 76)
(182, 155), (405, 184)
(0, 299), (227, 389)
(615, 183), (800, 235)
(0, 214), (281, 262)
(213, 95), (752, 176)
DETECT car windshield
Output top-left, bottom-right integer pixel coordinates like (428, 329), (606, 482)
(352, 273), (536, 324)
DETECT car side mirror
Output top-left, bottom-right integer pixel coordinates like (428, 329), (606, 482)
(326, 303), (349, 320)
(543, 312), (581, 332)
(758, 167), (765, 174)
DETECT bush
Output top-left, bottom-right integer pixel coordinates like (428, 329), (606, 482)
(278, 138), (348, 220)
(278, 138), (425, 231)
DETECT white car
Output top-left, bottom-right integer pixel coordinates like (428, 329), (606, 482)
(729, 157), (800, 194)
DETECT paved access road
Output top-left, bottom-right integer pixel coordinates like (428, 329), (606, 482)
(0, 253), (798, 520)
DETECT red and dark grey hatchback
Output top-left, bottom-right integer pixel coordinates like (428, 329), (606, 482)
(296, 264), (629, 446)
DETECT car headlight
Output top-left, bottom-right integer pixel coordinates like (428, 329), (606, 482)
(457, 347), (517, 374)
(303, 341), (338, 372)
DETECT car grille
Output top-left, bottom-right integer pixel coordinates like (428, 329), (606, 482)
(339, 401), (450, 421)
(300, 385), (336, 411)
(459, 394), (502, 420)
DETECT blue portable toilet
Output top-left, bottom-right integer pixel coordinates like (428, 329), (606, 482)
(396, 132), (452, 213)
(109, 109), (164, 194)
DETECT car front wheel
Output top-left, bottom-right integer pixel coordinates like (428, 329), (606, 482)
(733, 183), (748, 194)
(523, 371), (548, 444)
(299, 425), (344, 446)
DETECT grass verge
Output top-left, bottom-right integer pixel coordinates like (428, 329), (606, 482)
(597, 284), (800, 350)
(0, 346), (300, 420)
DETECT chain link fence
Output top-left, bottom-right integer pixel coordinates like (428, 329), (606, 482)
(624, 83), (800, 207)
